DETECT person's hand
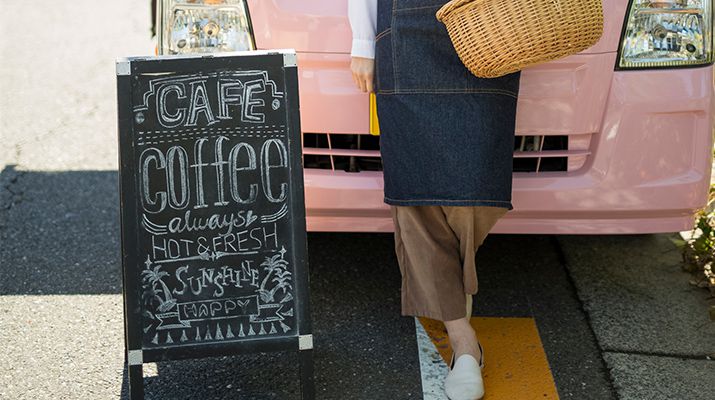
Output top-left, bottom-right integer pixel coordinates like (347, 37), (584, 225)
(350, 56), (375, 93)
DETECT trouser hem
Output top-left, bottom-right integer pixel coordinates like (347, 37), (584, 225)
(401, 304), (467, 323)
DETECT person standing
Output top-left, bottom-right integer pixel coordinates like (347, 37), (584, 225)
(348, 1), (521, 399)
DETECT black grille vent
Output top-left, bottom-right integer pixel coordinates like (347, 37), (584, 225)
(302, 133), (591, 173)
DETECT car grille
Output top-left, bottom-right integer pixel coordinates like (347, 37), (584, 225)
(302, 132), (592, 173)
(302, 133), (382, 172)
(513, 133), (592, 173)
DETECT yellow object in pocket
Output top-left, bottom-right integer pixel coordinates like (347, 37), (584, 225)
(369, 92), (380, 136)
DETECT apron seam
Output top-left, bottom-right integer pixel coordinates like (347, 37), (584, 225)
(375, 27), (391, 41)
(385, 196), (513, 205)
(391, 0), (399, 91)
(393, 5), (443, 13)
(376, 89), (518, 98)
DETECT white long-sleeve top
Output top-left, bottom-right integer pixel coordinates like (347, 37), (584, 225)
(348, 0), (378, 59)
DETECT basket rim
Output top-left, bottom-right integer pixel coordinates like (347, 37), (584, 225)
(436, 0), (489, 22)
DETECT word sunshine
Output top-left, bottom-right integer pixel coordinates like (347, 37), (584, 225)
(173, 262), (260, 298)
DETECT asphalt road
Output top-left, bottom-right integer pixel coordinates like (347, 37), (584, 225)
(2, 1), (714, 400)
(0, 164), (611, 399)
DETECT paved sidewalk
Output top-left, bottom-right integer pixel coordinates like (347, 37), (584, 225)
(556, 233), (715, 400)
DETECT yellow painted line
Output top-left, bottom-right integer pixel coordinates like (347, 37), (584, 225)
(418, 316), (559, 399)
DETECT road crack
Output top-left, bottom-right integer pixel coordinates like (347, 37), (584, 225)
(602, 348), (715, 361)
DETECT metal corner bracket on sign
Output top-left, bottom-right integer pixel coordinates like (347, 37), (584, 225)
(116, 59), (131, 76)
(283, 52), (297, 67)
(298, 334), (313, 350)
(127, 350), (143, 366)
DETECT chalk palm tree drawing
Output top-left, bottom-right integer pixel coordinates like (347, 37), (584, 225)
(141, 263), (177, 313)
(258, 246), (293, 304)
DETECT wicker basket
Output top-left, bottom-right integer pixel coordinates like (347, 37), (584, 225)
(435, 0), (604, 78)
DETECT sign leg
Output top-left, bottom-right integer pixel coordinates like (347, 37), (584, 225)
(298, 349), (315, 400)
(128, 364), (144, 400)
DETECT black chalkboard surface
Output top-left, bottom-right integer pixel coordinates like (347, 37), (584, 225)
(116, 49), (313, 400)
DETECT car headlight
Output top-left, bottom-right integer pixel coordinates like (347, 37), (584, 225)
(157, 0), (255, 55)
(616, 0), (713, 69)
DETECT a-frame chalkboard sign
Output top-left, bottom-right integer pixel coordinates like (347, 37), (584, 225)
(116, 49), (313, 399)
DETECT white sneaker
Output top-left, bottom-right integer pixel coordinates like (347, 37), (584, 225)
(444, 343), (485, 400)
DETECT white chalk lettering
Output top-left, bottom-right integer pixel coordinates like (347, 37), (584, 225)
(139, 72), (282, 128)
(228, 142), (258, 204)
(186, 80), (216, 126)
(173, 261), (260, 297)
(138, 138), (287, 213)
(190, 137), (209, 209)
(156, 83), (187, 128)
(261, 139), (288, 203)
(242, 79), (265, 123)
(139, 148), (167, 214)
(166, 146), (190, 210)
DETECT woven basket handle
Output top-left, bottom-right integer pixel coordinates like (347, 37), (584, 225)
(436, 0), (486, 22)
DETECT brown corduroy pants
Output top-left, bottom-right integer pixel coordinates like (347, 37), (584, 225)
(390, 205), (508, 322)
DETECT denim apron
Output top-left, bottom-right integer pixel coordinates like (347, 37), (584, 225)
(374, 0), (522, 210)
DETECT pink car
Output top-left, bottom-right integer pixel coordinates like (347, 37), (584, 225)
(155, 0), (714, 234)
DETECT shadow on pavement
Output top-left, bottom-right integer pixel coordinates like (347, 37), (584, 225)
(0, 165), (422, 398)
(1, 165), (124, 295)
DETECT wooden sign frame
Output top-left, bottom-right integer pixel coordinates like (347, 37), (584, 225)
(116, 49), (313, 400)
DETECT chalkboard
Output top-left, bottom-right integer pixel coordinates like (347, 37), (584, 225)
(116, 49), (313, 399)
